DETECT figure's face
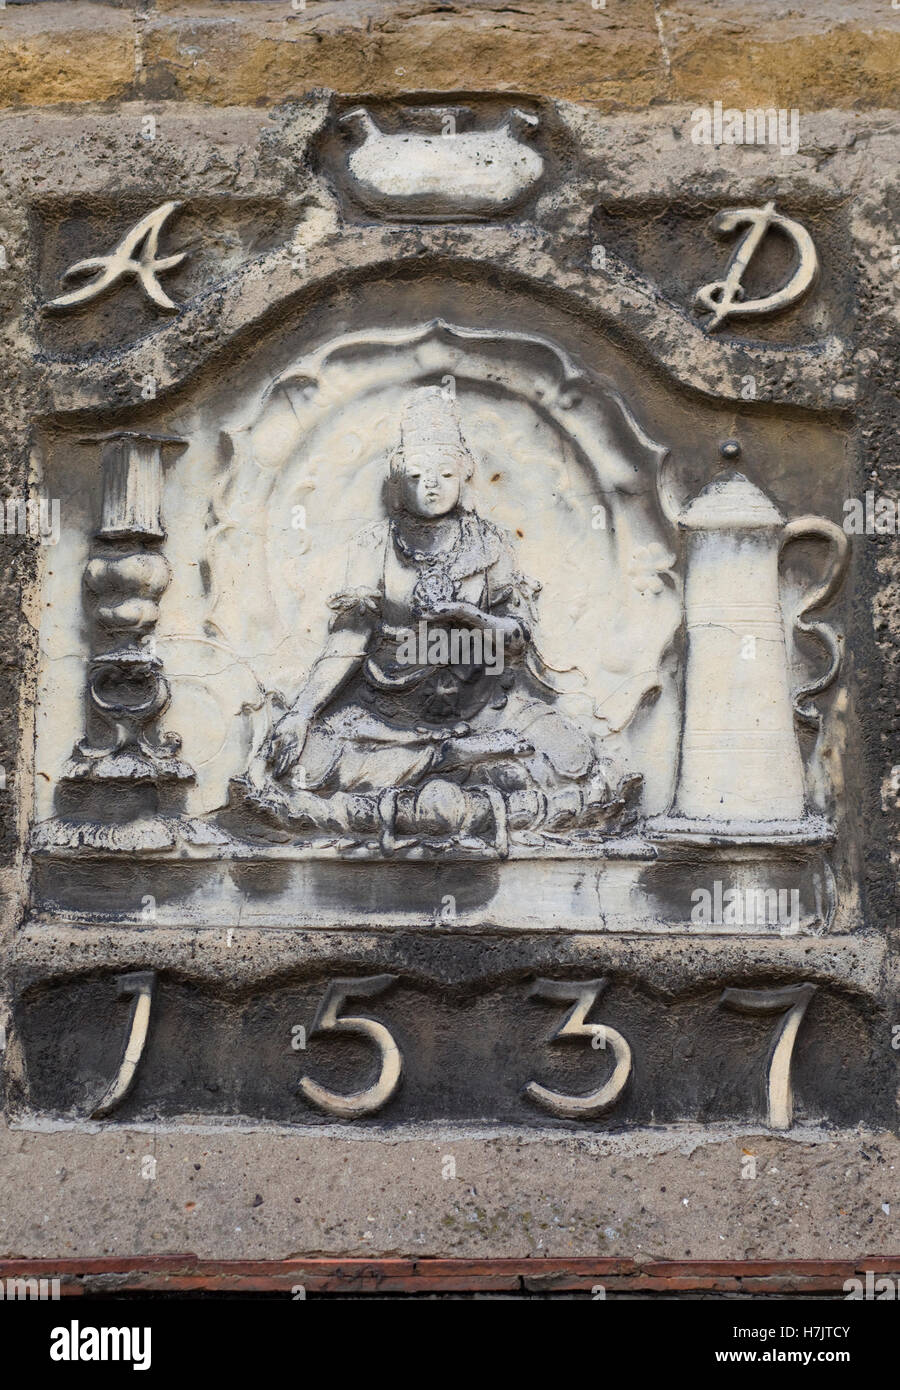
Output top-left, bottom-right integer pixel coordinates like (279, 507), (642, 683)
(397, 448), (466, 518)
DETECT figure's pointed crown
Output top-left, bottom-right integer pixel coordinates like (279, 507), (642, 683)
(398, 386), (468, 455)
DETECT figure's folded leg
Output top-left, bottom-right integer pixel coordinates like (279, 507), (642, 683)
(432, 728), (534, 773)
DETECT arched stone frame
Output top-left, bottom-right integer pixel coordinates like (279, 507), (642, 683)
(29, 242), (847, 934)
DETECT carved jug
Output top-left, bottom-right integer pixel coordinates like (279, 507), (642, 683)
(671, 470), (847, 829)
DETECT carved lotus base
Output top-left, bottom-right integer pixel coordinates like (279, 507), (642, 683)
(228, 770), (641, 860)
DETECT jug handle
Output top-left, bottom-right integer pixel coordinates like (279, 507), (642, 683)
(780, 516), (849, 727)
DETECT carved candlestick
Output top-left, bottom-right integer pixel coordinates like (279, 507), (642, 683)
(63, 431), (194, 789)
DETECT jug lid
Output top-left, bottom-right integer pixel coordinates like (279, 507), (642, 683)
(679, 447), (785, 531)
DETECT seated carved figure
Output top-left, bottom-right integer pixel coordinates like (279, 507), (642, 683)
(242, 387), (640, 855)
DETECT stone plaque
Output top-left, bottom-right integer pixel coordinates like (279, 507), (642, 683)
(0, 15), (896, 1294)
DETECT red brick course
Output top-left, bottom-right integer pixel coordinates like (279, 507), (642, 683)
(0, 1256), (896, 1296)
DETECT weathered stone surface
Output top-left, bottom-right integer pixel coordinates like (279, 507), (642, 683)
(0, 2), (898, 111)
(0, 1122), (895, 1260)
(0, 3), (134, 106)
(0, 3), (896, 1276)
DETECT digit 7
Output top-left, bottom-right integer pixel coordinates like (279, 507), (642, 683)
(719, 982), (817, 1130)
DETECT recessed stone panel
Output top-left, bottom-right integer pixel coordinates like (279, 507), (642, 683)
(1, 89), (894, 1162)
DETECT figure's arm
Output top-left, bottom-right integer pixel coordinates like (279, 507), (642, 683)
(267, 574), (381, 777)
(267, 628), (370, 779)
(287, 632), (368, 719)
(423, 599), (527, 654)
(422, 528), (531, 655)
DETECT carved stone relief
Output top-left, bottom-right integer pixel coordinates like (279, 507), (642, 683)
(339, 106), (544, 220)
(7, 93), (892, 1141)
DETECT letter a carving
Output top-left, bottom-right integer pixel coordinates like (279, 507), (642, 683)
(47, 201), (187, 313)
